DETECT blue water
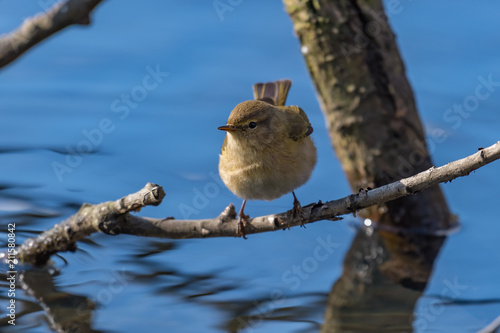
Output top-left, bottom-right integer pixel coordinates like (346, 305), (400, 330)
(0, 1), (499, 332)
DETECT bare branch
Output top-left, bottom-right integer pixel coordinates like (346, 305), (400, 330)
(0, 0), (103, 69)
(14, 141), (500, 266)
(17, 182), (164, 266)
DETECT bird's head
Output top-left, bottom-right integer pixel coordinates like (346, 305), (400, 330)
(218, 100), (282, 149)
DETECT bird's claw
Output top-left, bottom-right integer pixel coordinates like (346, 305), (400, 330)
(237, 213), (249, 239)
(292, 192), (305, 228)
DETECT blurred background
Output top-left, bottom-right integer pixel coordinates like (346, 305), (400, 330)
(0, 1), (499, 332)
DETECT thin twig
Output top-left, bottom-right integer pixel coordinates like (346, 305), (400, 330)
(12, 141), (500, 266)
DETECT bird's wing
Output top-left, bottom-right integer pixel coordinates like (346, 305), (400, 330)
(253, 79), (292, 106)
(282, 105), (314, 141)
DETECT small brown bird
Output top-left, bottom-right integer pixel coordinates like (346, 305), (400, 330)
(218, 79), (317, 238)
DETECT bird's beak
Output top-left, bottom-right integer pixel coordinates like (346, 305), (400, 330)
(218, 125), (237, 132)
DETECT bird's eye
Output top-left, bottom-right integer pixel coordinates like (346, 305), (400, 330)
(248, 122), (257, 129)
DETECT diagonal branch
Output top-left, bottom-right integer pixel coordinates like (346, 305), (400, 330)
(0, 0), (104, 69)
(16, 182), (164, 266)
(13, 141), (500, 266)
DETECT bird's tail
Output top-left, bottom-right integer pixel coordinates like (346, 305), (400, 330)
(253, 79), (292, 106)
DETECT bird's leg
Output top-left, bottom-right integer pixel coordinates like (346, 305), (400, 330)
(292, 191), (304, 227)
(237, 199), (250, 239)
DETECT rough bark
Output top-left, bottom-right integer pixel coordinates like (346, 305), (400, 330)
(17, 182), (165, 266)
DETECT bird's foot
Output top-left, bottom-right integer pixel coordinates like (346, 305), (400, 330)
(237, 199), (250, 239)
(292, 192), (305, 228)
(237, 213), (250, 239)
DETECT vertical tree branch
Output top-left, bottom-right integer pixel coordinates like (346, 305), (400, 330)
(282, 1), (458, 330)
(283, 0), (452, 230)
